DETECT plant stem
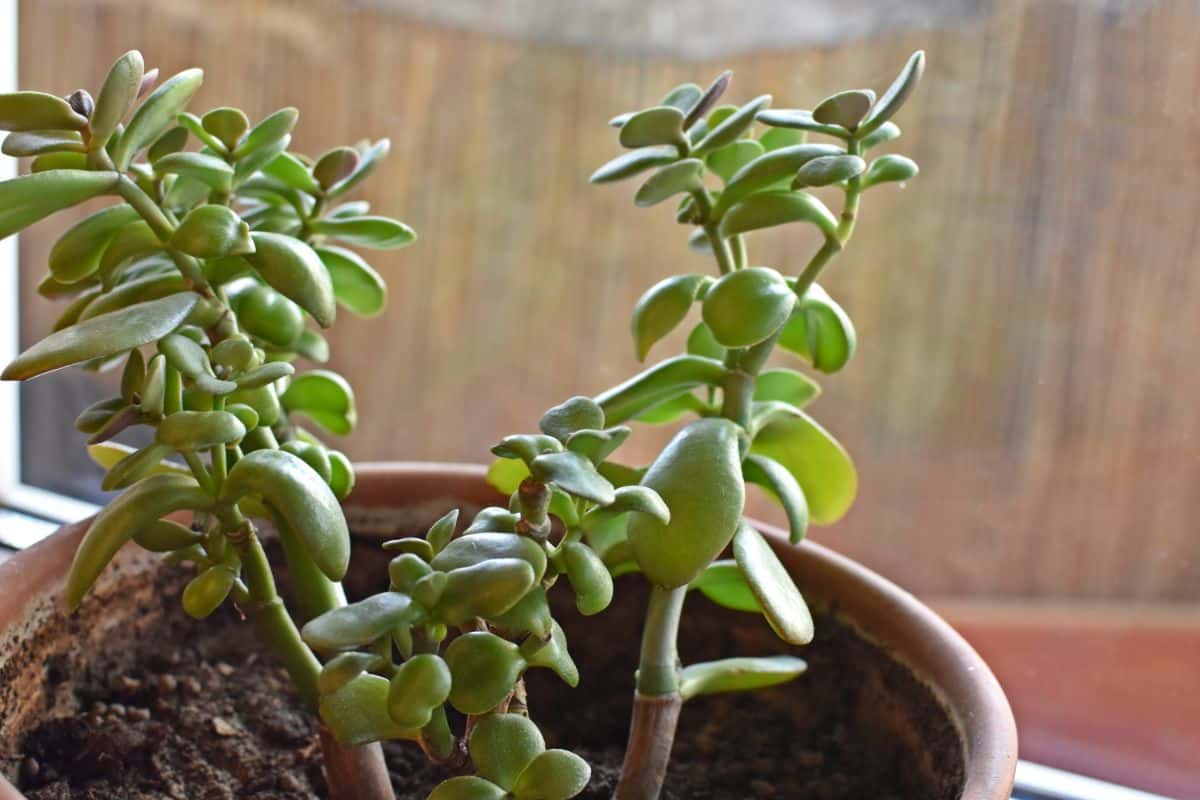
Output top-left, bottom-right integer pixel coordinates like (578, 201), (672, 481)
(615, 585), (687, 799)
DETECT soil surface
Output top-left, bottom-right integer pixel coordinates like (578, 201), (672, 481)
(9, 519), (963, 799)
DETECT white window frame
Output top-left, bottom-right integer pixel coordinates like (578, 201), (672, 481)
(0, 0), (100, 532)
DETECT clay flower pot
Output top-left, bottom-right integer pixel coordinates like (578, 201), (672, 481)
(0, 463), (1017, 799)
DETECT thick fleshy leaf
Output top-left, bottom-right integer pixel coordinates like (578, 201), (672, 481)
(564, 425), (630, 465)
(705, 139), (764, 184)
(679, 655), (806, 700)
(319, 673), (418, 745)
(387, 653), (452, 729)
(221, 449), (351, 580)
(0, 92), (88, 131)
(562, 542), (613, 615)
(860, 121), (901, 150)
(302, 592), (417, 652)
(327, 138), (390, 198)
(1, 130), (84, 157)
(690, 559), (760, 612)
(66, 473), (211, 610)
(264, 151), (322, 195)
(701, 267), (794, 348)
(539, 396), (605, 443)
(49, 204), (140, 283)
(3, 292), (195, 381)
(750, 409), (855, 524)
(862, 154), (919, 188)
(0, 170), (118, 241)
(812, 89), (875, 131)
(512, 749), (591, 800)
(628, 419), (745, 588)
(719, 190), (838, 239)
(754, 368), (820, 408)
(171, 204), (253, 258)
(232, 107), (298, 160)
(281, 369), (357, 435)
(793, 154), (866, 188)
(318, 652), (386, 696)
(634, 159), (704, 207)
(91, 51), (145, 149)
(436, 559), (537, 625)
(520, 619), (579, 686)
(201, 107), (250, 148)
(596, 355), (726, 425)
(683, 70), (732, 129)
(246, 231), (336, 326)
(755, 108), (850, 139)
(619, 106), (686, 149)
(858, 51), (926, 136)
(111, 68), (204, 169)
(470, 713), (545, 791)
(431, 533), (547, 582)
(589, 145), (677, 184)
(692, 94), (771, 156)
(310, 215), (415, 249)
(486, 456), (531, 495)
(778, 284), (856, 373)
(315, 245), (387, 317)
(428, 777), (507, 800)
(712, 143), (842, 215)
(444, 632), (527, 714)
(155, 151), (234, 192)
(733, 522), (813, 644)
(758, 127), (802, 151)
(182, 565), (238, 619)
(530, 451), (615, 505)
(156, 410), (245, 450)
(630, 274), (707, 361)
(743, 453), (809, 544)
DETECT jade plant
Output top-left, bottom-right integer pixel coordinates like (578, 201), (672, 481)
(0, 51), (411, 798)
(300, 52), (925, 800)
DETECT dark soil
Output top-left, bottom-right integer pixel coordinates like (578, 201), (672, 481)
(9, 511), (963, 800)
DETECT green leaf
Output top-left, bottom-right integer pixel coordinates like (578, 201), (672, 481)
(436, 559), (537, 626)
(310, 215), (415, 249)
(444, 632), (527, 714)
(628, 419), (745, 588)
(562, 541), (613, 615)
(630, 274), (707, 362)
(470, 713), (545, 791)
(0, 91), (88, 132)
(280, 369), (357, 435)
(690, 559), (760, 612)
(101, 442), (182, 491)
(235, 283), (305, 348)
(512, 750), (591, 800)
(79, 271), (188, 323)
(859, 50), (925, 136)
(539, 396), (605, 443)
(520, 619), (578, 686)
(327, 138), (390, 197)
(758, 127), (801, 151)
(221, 449), (351, 580)
(712, 144), (842, 215)
(49, 205), (140, 284)
(319, 673), (418, 745)
(155, 151), (234, 193)
(692, 94), (771, 156)
(387, 653), (452, 730)
(754, 368), (820, 408)
(431, 533), (547, 583)
(111, 68), (204, 169)
(743, 453), (809, 544)
(246, 231), (336, 326)
(0, 170), (119, 241)
(719, 190), (838, 239)
(634, 159), (704, 207)
(530, 450), (616, 505)
(661, 83), (703, 112)
(860, 121), (901, 150)
(619, 106), (686, 149)
(778, 283), (856, 373)
(201, 107), (250, 149)
(486, 456), (530, 495)
(264, 151), (322, 195)
(157, 332), (236, 395)
(701, 267), (794, 348)
(679, 655), (806, 700)
(589, 145), (678, 184)
(91, 51), (145, 149)
(302, 592), (417, 652)
(174, 112), (226, 154)
(705, 139), (764, 184)
(155, 410), (245, 450)
(1, 130), (84, 157)
(171, 205), (253, 258)
(318, 651), (386, 696)
(682, 70), (732, 129)
(314, 245), (387, 317)
(596, 355), (726, 425)
(793, 154), (866, 188)
(750, 409), (855, 524)
(755, 109), (850, 139)
(425, 508), (458, 554)
(862, 154), (919, 188)
(132, 517), (202, 552)
(232, 107), (298, 160)
(564, 425), (630, 464)
(429, 777), (508, 800)
(733, 522), (813, 645)
(66, 473), (211, 610)
(3, 292), (196, 381)
(812, 89), (875, 131)
(30, 151), (88, 172)
(182, 564), (238, 619)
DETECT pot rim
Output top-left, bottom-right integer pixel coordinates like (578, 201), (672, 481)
(0, 460), (1017, 800)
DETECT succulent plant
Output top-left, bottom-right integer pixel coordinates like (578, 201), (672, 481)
(0, 50), (411, 799)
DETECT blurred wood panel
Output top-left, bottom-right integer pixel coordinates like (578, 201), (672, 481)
(16, 0), (1200, 602)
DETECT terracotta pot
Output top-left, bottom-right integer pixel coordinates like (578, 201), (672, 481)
(0, 462), (1018, 799)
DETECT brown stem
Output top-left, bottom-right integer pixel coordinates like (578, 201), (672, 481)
(614, 692), (683, 800)
(318, 724), (395, 800)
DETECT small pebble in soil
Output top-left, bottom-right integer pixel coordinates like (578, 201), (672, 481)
(127, 707), (151, 721)
(180, 675), (202, 694)
(19, 756), (39, 784)
(211, 717), (239, 737)
(157, 674), (178, 693)
(108, 703), (126, 718)
(216, 661), (235, 677)
(751, 778), (776, 797)
(277, 772), (304, 792)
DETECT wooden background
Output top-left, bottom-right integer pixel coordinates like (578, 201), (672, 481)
(16, 0), (1200, 604)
